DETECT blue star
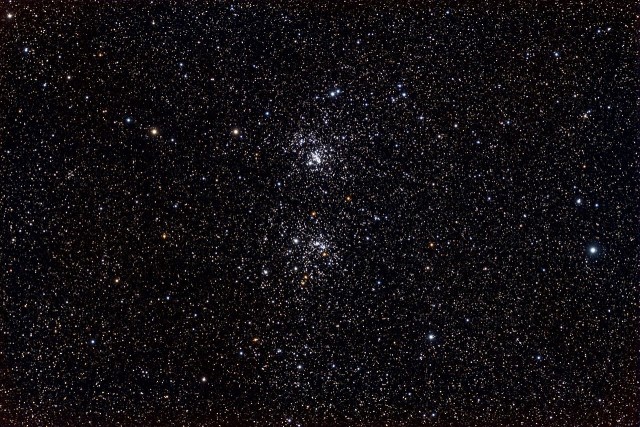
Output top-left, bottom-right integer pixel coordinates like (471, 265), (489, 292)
(587, 244), (601, 257)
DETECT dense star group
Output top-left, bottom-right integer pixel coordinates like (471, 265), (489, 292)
(1, 2), (637, 426)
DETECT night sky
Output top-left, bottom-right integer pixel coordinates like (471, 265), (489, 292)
(1, 2), (637, 426)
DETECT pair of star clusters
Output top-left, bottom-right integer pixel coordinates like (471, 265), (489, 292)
(1, 1), (637, 426)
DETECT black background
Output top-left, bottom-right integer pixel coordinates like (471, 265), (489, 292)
(0, 1), (637, 426)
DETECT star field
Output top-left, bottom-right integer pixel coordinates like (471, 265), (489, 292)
(1, 2), (637, 426)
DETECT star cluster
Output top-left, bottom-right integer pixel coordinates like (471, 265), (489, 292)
(1, 2), (637, 426)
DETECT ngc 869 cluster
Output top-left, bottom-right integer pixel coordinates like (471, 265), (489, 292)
(1, 1), (636, 426)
